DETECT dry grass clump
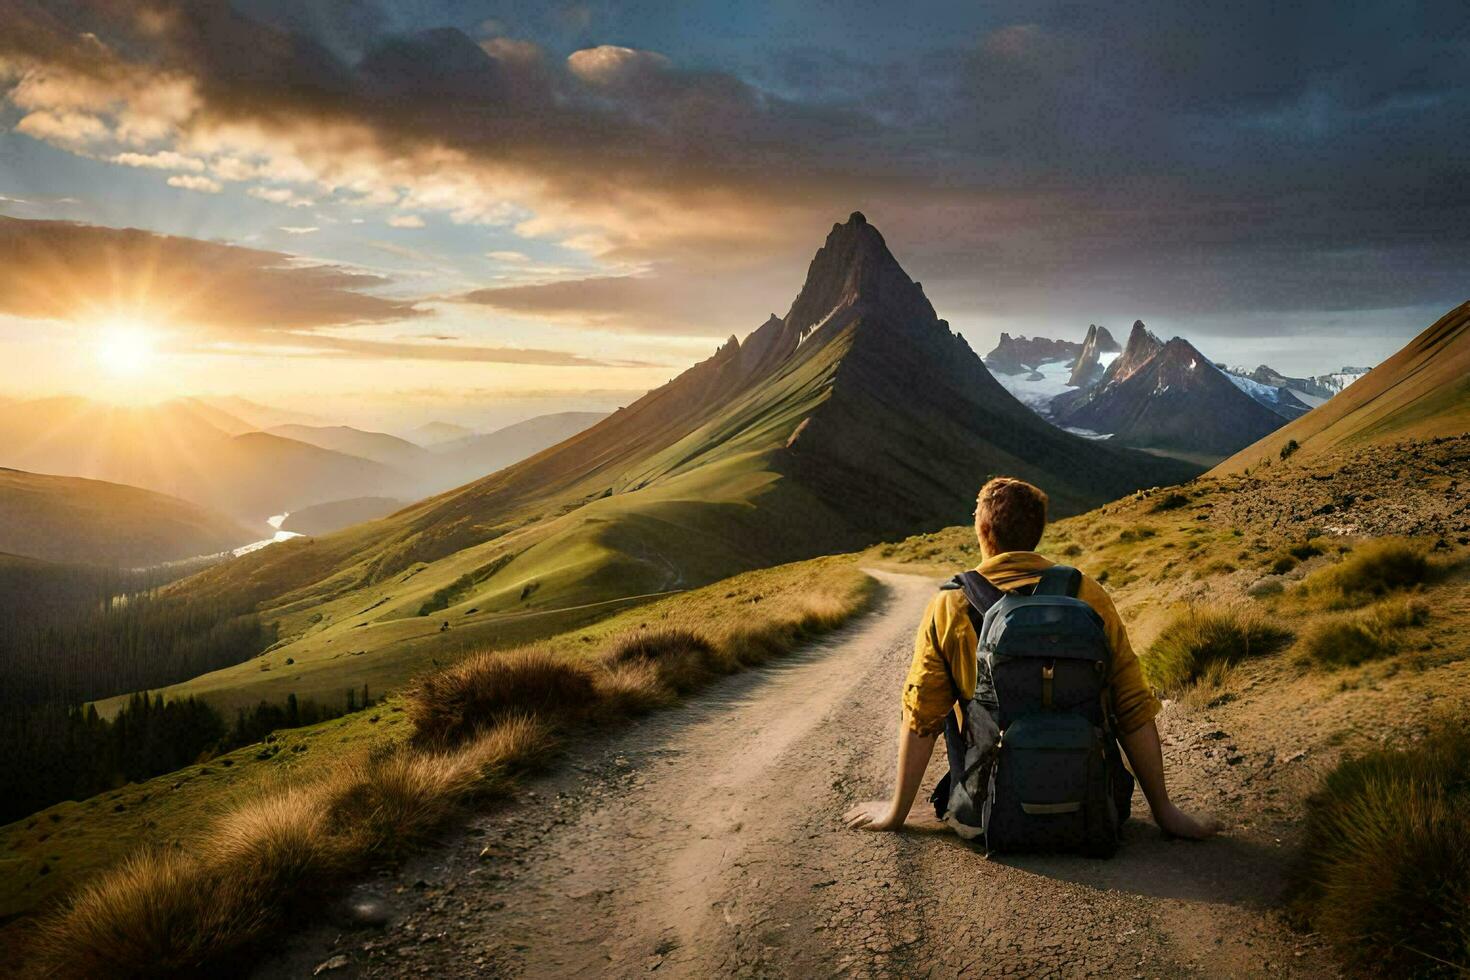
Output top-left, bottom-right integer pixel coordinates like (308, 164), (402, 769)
(1290, 719), (1470, 976)
(605, 628), (719, 693)
(407, 647), (596, 744)
(1141, 605), (1293, 694)
(1297, 597), (1430, 668)
(1301, 537), (1431, 608)
(1149, 491), (1191, 513)
(28, 718), (550, 976)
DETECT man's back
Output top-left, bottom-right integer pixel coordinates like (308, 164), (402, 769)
(901, 550), (1160, 739)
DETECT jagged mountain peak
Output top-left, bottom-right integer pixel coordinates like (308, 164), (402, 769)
(1069, 322), (1120, 386)
(781, 211), (938, 342)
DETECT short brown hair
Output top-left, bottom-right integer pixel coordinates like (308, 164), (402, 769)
(975, 477), (1049, 556)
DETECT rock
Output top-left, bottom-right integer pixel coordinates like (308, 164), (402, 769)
(347, 899), (392, 929)
(313, 953), (351, 975)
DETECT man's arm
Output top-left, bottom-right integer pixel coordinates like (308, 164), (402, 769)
(1119, 720), (1219, 839)
(843, 724), (937, 831)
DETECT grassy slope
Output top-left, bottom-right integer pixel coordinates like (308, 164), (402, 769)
(93, 338), (851, 717)
(10, 555), (873, 925)
(0, 469), (255, 566)
(1212, 300), (1470, 475)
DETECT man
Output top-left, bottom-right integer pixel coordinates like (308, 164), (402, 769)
(844, 476), (1217, 839)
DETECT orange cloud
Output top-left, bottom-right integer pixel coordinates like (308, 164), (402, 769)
(0, 215), (638, 366)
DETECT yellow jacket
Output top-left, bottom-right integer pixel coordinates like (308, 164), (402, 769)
(901, 551), (1161, 737)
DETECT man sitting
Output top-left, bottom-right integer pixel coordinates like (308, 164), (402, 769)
(845, 476), (1216, 840)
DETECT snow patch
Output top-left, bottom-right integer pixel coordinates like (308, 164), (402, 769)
(1062, 426), (1112, 440)
(989, 357), (1076, 414)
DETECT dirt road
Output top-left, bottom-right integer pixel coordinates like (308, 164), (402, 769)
(263, 570), (1337, 978)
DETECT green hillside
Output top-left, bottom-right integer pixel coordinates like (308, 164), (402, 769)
(1213, 300), (1470, 474)
(133, 213), (1195, 714)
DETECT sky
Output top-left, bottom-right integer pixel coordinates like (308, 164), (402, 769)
(1, 0), (1467, 429)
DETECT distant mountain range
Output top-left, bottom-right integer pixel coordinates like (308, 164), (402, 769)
(984, 318), (1371, 458)
(0, 396), (610, 532)
(1050, 325), (1303, 456)
(1229, 365), (1372, 405)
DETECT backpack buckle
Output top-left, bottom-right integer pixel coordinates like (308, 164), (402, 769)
(1041, 663), (1055, 709)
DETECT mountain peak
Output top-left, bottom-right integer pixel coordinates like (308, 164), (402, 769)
(781, 212), (937, 341)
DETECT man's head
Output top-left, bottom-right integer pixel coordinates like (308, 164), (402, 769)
(974, 477), (1049, 558)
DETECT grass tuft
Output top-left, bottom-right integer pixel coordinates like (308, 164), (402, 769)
(1297, 597), (1430, 668)
(1141, 605), (1293, 694)
(605, 628), (719, 693)
(406, 647), (596, 744)
(1301, 538), (1431, 608)
(1150, 492), (1191, 513)
(1290, 719), (1470, 976)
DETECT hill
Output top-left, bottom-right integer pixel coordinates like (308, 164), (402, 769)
(1213, 301), (1470, 474)
(0, 469), (254, 566)
(431, 412), (609, 485)
(280, 496), (406, 536)
(265, 425), (432, 470)
(143, 212), (1196, 712)
(408, 421), (476, 446)
(0, 398), (410, 520)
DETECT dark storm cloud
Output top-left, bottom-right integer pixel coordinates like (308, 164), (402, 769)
(2, 0), (1467, 336)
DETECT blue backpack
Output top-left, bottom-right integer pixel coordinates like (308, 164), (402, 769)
(929, 565), (1133, 857)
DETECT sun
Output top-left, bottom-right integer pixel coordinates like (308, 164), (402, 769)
(95, 320), (159, 377)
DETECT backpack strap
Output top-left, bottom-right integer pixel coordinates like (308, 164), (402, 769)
(947, 570), (1006, 634)
(1033, 563), (1082, 597)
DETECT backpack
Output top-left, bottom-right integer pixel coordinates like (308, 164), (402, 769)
(928, 564), (1134, 857)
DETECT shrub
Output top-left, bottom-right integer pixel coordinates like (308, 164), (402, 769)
(1142, 606), (1292, 694)
(1150, 492), (1191, 513)
(1280, 439), (1299, 460)
(1270, 554), (1299, 574)
(1302, 538), (1431, 608)
(1287, 539), (1326, 561)
(406, 647), (596, 745)
(1298, 598), (1430, 668)
(1290, 719), (1470, 976)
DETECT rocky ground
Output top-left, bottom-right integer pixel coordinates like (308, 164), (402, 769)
(1205, 434), (1470, 542)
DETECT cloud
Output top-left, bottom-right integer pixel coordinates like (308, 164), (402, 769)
(387, 214), (425, 228)
(487, 250), (530, 263)
(279, 225), (319, 234)
(0, 0), (1466, 336)
(166, 174), (222, 193)
(0, 214), (632, 366)
(113, 150), (205, 171)
(458, 270), (792, 336)
(249, 187), (315, 208)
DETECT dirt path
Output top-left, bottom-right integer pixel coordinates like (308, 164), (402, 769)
(261, 570), (1337, 978)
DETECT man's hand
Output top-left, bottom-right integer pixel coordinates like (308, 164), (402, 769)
(1154, 801), (1220, 840)
(843, 801), (902, 832)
